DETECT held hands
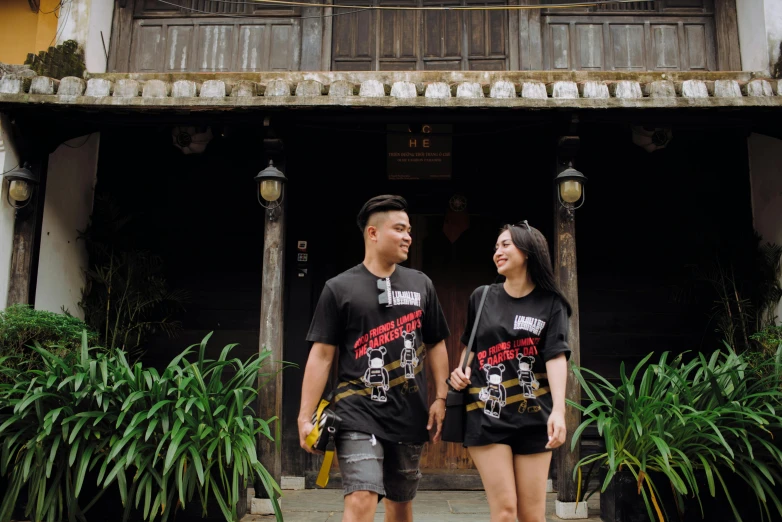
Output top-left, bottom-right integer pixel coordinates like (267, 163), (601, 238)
(545, 409), (567, 450)
(298, 417), (323, 455)
(449, 366), (471, 391)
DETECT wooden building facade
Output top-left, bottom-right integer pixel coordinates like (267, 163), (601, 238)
(109, 0), (741, 74)
(1, 0), (780, 503)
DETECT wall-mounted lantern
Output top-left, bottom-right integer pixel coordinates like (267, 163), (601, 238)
(254, 160), (287, 220)
(555, 163), (587, 210)
(4, 163), (39, 210)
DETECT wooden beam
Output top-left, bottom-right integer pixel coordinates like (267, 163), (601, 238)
(108, 0), (135, 73)
(7, 158), (47, 307)
(714, 0), (741, 71)
(257, 150), (286, 497)
(554, 170), (582, 505)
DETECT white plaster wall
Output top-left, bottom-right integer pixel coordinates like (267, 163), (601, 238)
(748, 133), (782, 325)
(767, 0), (782, 73)
(0, 114), (21, 310)
(57, 0), (114, 73)
(34, 134), (99, 318)
(737, 0), (782, 74)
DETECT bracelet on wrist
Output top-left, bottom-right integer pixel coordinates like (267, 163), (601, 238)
(434, 397), (446, 402)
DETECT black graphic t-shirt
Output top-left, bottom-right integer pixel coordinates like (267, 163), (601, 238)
(461, 284), (570, 447)
(306, 263), (450, 443)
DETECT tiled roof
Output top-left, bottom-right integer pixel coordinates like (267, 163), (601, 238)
(0, 71), (780, 110)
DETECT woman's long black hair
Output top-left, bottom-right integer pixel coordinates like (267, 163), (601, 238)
(499, 222), (573, 316)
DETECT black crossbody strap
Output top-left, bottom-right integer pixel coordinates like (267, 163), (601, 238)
(460, 285), (490, 373)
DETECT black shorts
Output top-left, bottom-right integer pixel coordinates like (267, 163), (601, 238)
(498, 426), (551, 455)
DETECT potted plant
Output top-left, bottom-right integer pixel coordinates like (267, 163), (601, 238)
(569, 347), (782, 522)
(0, 332), (285, 522)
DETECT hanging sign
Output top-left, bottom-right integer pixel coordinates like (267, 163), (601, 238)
(386, 124), (452, 180)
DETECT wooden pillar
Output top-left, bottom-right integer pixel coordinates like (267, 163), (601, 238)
(554, 167), (582, 505)
(7, 158), (47, 307)
(714, 0), (741, 71)
(257, 147), (285, 496)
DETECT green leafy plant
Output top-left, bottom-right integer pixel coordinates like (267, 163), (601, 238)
(0, 304), (97, 383)
(570, 347), (782, 522)
(0, 332), (284, 522)
(78, 195), (187, 357)
(674, 235), (781, 354)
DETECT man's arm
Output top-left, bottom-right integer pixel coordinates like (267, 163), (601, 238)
(426, 340), (449, 442)
(298, 342), (337, 454)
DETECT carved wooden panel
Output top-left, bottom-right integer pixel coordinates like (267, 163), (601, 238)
(135, 25), (164, 71)
(130, 18), (300, 72)
(538, 0), (717, 70)
(136, 0), (298, 17)
(332, 2), (374, 70)
(332, 0), (510, 70)
(610, 24), (645, 69)
(577, 24), (603, 69)
(543, 16), (715, 70)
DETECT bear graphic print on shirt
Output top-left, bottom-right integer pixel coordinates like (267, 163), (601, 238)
(460, 284), (570, 447)
(306, 264), (450, 444)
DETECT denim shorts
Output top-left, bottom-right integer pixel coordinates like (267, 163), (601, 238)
(335, 431), (424, 502)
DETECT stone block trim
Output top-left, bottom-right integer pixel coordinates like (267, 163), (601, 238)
(232, 81), (259, 97)
(114, 79), (140, 98)
(490, 80), (516, 99)
(86, 79), (112, 97)
(579, 81), (609, 99)
(2, 72), (782, 110)
(0, 75), (30, 94)
(172, 80), (199, 98)
(295, 80), (324, 97)
(359, 80), (388, 97)
(30, 76), (59, 95)
(610, 81), (643, 99)
(456, 82), (484, 98)
(329, 81), (356, 97)
(645, 81), (676, 98)
(680, 80), (709, 98)
(744, 80), (774, 97)
(57, 77), (85, 97)
(142, 80), (170, 98)
(390, 81), (418, 99)
(550, 81), (579, 99)
(425, 82), (451, 98)
(521, 82), (547, 99)
(714, 80), (742, 98)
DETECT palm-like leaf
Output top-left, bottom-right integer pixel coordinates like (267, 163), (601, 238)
(0, 332), (288, 522)
(569, 346), (782, 522)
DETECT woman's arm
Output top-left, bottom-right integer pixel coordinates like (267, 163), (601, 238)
(449, 347), (474, 390)
(545, 352), (567, 449)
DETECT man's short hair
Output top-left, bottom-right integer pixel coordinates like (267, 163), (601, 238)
(356, 195), (408, 232)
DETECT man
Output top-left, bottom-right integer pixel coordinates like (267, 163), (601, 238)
(298, 195), (451, 522)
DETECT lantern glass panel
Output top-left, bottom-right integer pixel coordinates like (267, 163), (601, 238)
(560, 180), (582, 203)
(260, 180), (282, 202)
(9, 180), (31, 202)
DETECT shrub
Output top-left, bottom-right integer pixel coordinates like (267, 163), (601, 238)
(0, 332), (283, 522)
(0, 304), (98, 382)
(570, 346), (782, 522)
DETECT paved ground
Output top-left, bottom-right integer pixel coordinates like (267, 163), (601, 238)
(243, 489), (601, 522)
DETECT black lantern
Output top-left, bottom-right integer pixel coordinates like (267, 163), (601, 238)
(254, 160), (287, 215)
(4, 163), (39, 209)
(555, 163), (587, 209)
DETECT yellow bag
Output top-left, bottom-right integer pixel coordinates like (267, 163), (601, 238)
(305, 396), (341, 487)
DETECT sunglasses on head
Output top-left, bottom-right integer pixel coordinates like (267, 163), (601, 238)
(514, 220), (531, 232)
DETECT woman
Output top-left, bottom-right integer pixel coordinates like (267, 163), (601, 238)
(449, 221), (571, 522)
